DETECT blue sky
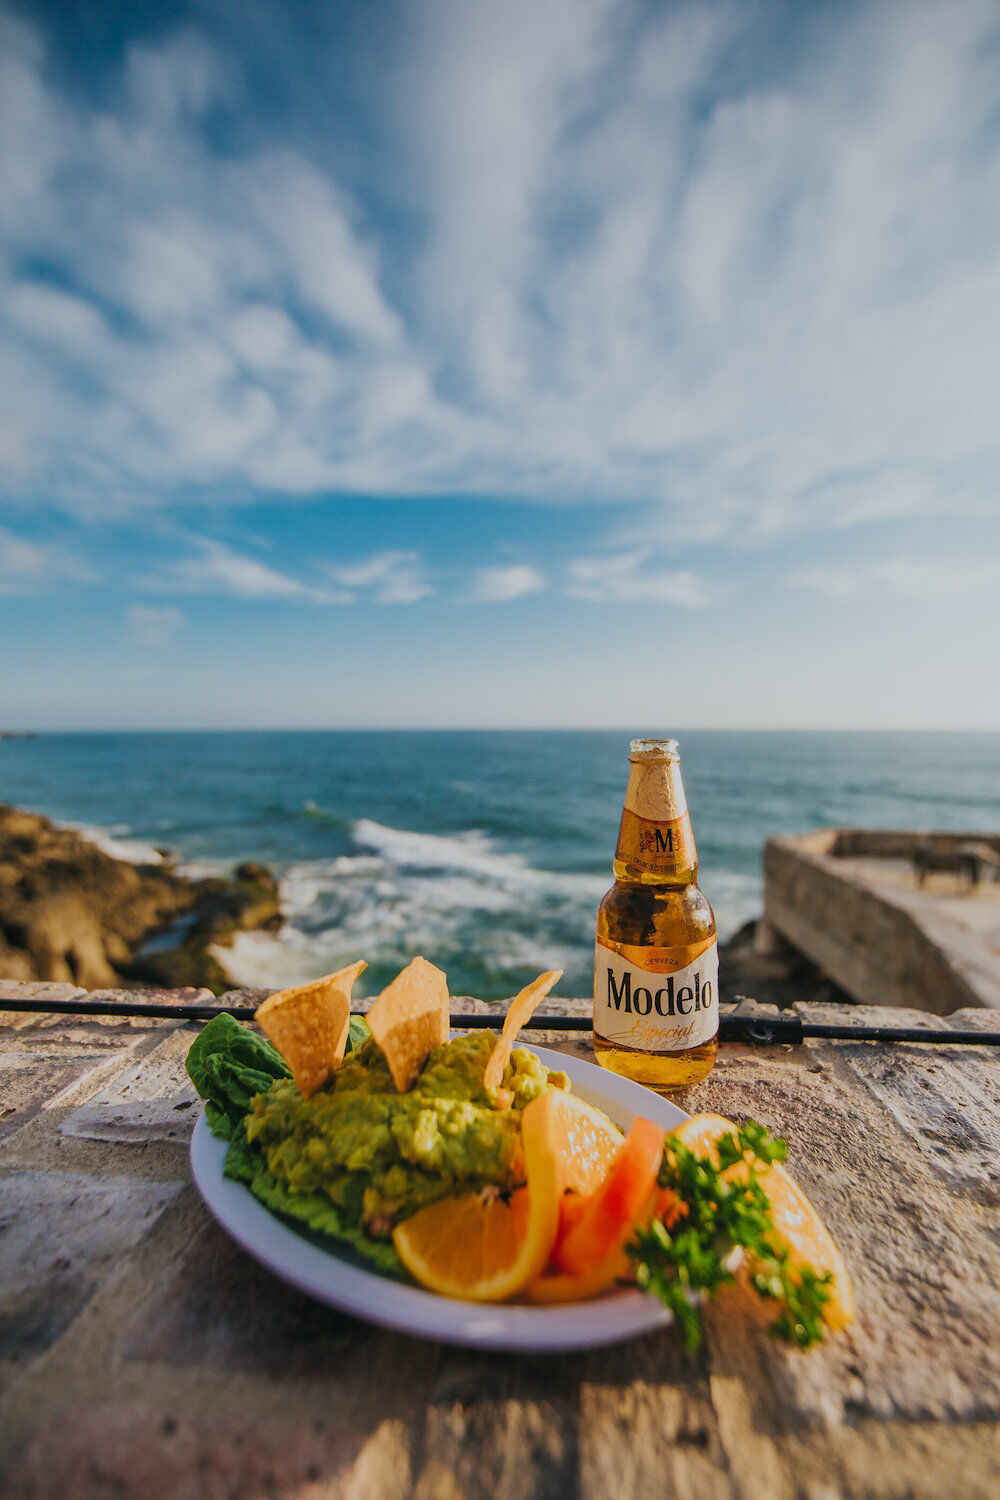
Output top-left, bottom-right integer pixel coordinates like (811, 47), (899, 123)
(1, 0), (998, 729)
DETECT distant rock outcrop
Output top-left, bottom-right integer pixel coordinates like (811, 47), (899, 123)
(0, 805), (281, 993)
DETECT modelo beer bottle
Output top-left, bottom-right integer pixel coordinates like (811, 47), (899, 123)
(593, 738), (718, 1090)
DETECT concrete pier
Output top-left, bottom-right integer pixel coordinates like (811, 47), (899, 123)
(762, 828), (1000, 1013)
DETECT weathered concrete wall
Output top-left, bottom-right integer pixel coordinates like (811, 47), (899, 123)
(763, 833), (995, 1013)
(767, 829), (1000, 862)
(828, 828), (1000, 860)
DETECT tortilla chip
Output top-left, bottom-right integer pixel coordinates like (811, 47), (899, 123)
(483, 969), (563, 1096)
(255, 960), (367, 1099)
(366, 957), (450, 1092)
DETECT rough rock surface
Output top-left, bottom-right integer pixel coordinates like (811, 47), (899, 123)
(0, 806), (280, 993)
(1, 982), (998, 1498)
(719, 918), (853, 1010)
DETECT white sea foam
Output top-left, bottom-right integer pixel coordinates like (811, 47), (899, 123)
(352, 818), (525, 878)
(213, 816), (759, 994)
(65, 820), (281, 888)
(279, 870), (324, 916)
(212, 818), (607, 993)
(66, 822), (164, 866)
(705, 870), (763, 940)
(174, 858), (231, 880)
(351, 818), (607, 898)
(212, 930), (318, 990)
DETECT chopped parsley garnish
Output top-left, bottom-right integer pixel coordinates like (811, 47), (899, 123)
(627, 1121), (833, 1350)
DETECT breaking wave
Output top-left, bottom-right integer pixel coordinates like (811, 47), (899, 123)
(219, 816), (757, 999)
(64, 821), (165, 867)
(12, 728), (996, 1002)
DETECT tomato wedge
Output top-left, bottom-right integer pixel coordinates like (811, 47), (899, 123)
(554, 1189), (589, 1244)
(553, 1116), (665, 1277)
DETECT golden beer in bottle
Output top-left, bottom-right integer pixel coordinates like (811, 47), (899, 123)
(593, 738), (718, 1090)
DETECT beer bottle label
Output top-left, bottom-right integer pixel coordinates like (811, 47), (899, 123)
(615, 808), (698, 877)
(593, 937), (719, 1052)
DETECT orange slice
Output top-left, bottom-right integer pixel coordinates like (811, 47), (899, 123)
(554, 1116), (664, 1276)
(392, 1186), (535, 1301)
(392, 1088), (566, 1301)
(526, 1241), (632, 1304)
(529, 1176), (679, 1306)
(670, 1113), (854, 1329)
(548, 1090), (623, 1196)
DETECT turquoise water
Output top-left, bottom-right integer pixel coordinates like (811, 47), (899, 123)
(2, 730), (998, 999)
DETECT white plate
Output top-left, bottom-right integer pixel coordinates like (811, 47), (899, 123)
(189, 1045), (689, 1352)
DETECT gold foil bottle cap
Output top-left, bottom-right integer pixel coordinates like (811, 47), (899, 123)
(628, 738), (679, 762)
(624, 738), (687, 820)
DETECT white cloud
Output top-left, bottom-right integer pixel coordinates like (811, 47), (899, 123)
(127, 604), (185, 647)
(245, 153), (403, 349)
(1, 0), (999, 549)
(0, 526), (47, 584)
(325, 550), (432, 605)
(790, 557), (1000, 601)
(466, 564), (546, 603)
(162, 538), (337, 602)
(0, 525), (91, 595)
(143, 540), (433, 607)
(566, 551), (707, 607)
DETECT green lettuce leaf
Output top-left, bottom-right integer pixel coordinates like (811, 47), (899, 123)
(221, 1120), (259, 1182)
(187, 1011), (406, 1279)
(347, 1013), (371, 1054)
(186, 1012), (289, 1138)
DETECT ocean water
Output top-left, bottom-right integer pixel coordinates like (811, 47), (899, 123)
(2, 730), (998, 1000)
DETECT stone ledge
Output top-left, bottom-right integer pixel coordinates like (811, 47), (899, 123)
(4, 978), (997, 1031)
(764, 830), (1000, 1013)
(2, 980), (1000, 1497)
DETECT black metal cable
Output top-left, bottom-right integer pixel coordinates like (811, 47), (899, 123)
(1, 995), (998, 1043)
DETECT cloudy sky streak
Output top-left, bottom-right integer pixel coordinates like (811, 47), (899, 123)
(1, 0), (998, 727)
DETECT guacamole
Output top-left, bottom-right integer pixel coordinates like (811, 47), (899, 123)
(245, 1031), (567, 1231)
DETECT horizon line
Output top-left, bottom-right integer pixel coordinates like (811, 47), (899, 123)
(4, 725), (1000, 736)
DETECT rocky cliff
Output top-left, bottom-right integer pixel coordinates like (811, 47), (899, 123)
(0, 806), (280, 993)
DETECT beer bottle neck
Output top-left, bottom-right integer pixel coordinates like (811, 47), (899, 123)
(612, 757), (699, 886)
